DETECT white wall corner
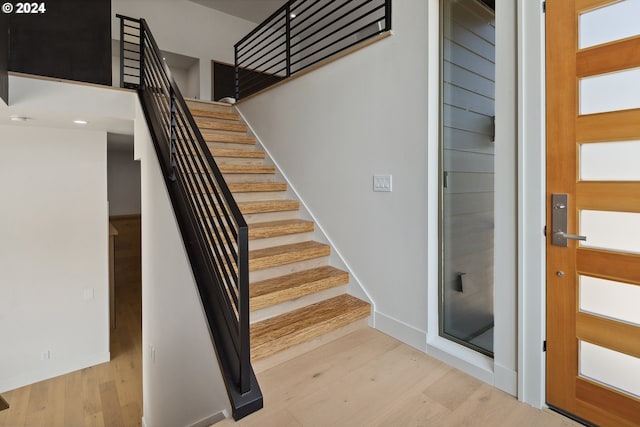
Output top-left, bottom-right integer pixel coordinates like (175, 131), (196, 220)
(374, 311), (427, 352)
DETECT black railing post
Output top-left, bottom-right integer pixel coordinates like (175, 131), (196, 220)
(234, 46), (239, 100)
(238, 226), (250, 394)
(384, 0), (392, 31)
(119, 18), (125, 88)
(285, 5), (291, 77)
(169, 86), (177, 181)
(139, 20), (146, 90)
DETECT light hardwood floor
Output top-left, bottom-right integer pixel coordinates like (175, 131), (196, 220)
(219, 326), (581, 427)
(0, 216), (142, 427)
(0, 215), (579, 427)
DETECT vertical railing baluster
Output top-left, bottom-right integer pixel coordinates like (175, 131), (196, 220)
(119, 19), (125, 88)
(139, 20), (146, 90)
(285, 5), (291, 77)
(169, 86), (177, 181)
(384, 0), (392, 32)
(234, 46), (239, 101)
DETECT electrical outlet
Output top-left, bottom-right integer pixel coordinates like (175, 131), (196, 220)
(373, 174), (392, 192)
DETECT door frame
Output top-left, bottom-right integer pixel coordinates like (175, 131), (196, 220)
(516, 0), (547, 409)
(425, 0), (519, 398)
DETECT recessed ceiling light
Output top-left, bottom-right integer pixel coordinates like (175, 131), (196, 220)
(290, 12), (296, 18)
(10, 116), (29, 122)
(73, 120), (89, 125)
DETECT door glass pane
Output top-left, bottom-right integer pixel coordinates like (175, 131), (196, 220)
(579, 0), (640, 49)
(580, 210), (640, 254)
(580, 341), (640, 398)
(579, 276), (640, 326)
(579, 68), (640, 115)
(441, 0), (495, 356)
(580, 140), (640, 180)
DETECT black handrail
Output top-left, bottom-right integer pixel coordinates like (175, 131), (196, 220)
(116, 14), (262, 420)
(234, 0), (391, 99)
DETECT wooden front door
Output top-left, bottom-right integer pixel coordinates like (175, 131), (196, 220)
(546, 1), (640, 426)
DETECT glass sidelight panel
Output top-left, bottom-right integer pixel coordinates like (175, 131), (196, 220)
(580, 341), (640, 398)
(579, 0), (640, 49)
(440, 0), (495, 356)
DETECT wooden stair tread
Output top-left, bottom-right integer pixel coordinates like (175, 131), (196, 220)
(250, 266), (349, 311)
(248, 219), (314, 239)
(190, 108), (240, 121)
(210, 148), (265, 159)
(196, 119), (247, 133)
(219, 164), (275, 174)
(250, 294), (370, 360)
(228, 182), (287, 193)
(238, 200), (300, 214)
(249, 241), (330, 271)
(203, 133), (255, 144)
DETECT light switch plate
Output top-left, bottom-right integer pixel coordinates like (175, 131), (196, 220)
(373, 174), (392, 192)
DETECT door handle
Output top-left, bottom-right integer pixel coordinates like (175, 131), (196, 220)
(554, 231), (587, 241)
(551, 194), (587, 247)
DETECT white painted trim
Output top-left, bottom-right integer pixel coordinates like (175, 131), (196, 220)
(427, 0), (519, 396)
(141, 416), (148, 427)
(374, 311), (427, 352)
(187, 411), (227, 427)
(517, 0), (547, 409)
(495, 362), (518, 396)
(234, 107), (376, 309)
(426, 335), (494, 385)
(0, 352), (110, 394)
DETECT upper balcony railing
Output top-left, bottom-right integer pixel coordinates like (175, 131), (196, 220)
(234, 0), (391, 100)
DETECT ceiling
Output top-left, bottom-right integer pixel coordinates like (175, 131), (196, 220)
(188, 0), (287, 23)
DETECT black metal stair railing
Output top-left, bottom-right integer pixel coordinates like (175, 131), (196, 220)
(116, 15), (262, 420)
(234, 0), (391, 100)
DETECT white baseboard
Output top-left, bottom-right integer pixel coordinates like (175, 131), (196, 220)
(188, 411), (227, 427)
(373, 311), (427, 352)
(494, 362), (518, 396)
(0, 351), (110, 393)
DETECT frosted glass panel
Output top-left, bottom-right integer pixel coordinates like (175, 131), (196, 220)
(580, 276), (640, 325)
(579, 0), (640, 49)
(581, 140), (640, 180)
(580, 210), (640, 254)
(580, 68), (640, 115)
(580, 341), (640, 398)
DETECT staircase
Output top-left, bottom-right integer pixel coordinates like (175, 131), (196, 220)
(186, 99), (371, 362)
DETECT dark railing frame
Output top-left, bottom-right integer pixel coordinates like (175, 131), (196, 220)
(234, 0), (391, 99)
(116, 14), (262, 420)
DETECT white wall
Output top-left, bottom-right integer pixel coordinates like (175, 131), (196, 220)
(238, 0), (519, 396)
(108, 147), (141, 216)
(136, 103), (231, 427)
(112, 0), (257, 100)
(0, 125), (110, 392)
(238, 0), (430, 350)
